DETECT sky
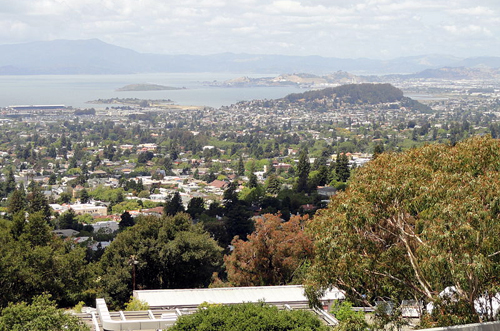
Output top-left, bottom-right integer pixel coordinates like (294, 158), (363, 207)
(0, 0), (499, 59)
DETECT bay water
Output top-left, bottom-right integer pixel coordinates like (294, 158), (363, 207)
(0, 73), (302, 109)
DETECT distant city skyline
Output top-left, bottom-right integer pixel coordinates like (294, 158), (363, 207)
(0, 0), (498, 59)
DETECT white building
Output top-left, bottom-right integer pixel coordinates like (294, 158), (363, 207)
(70, 203), (108, 216)
(134, 285), (344, 311)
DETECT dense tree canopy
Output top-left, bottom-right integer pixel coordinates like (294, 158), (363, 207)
(285, 83), (404, 105)
(169, 302), (329, 331)
(307, 136), (500, 326)
(98, 213), (222, 308)
(225, 214), (314, 286)
(0, 216), (93, 309)
(0, 294), (89, 331)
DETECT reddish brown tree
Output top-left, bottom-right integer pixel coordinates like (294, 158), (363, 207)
(225, 213), (314, 286)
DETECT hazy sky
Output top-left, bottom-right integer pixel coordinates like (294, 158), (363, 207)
(0, 0), (499, 59)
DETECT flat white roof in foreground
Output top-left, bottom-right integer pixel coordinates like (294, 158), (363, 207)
(134, 285), (344, 308)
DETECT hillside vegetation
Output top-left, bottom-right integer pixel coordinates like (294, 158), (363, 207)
(285, 83), (404, 104)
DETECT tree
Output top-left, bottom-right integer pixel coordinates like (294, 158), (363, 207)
(335, 153), (350, 182)
(23, 211), (53, 246)
(7, 188), (26, 215)
(124, 297), (149, 311)
(164, 192), (185, 216)
(0, 217), (93, 308)
(4, 168), (16, 196)
(265, 174), (281, 196)
(58, 209), (80, 230)
(307, 137), (500, 326)
(187, 197), (205, 219)
(225, 214), (314, 286)
(27, 185), (52, 221)
(222, 182), (253, 245)
(48, 173), (57, 185)
(161, 157), (174, 174)
(91, 155), (101, 170)
(137, 151), (154, 164)
(203, 171), (217, 183)
(47, 146), (57, 158)
(247, 170), (258, 189)
(310, 165), (329, 188)
(237, 155), (245, 177)
(222, 181), (239, 204)
(295, 149), (310, 193)
(412, 128), (418, 141)
(68, 157), (77, 169)
(0, 294), (89, 331)
(58, 192), (72, 204)
(98, 214), (222, 308)
(330, 301), (370, 331)
(373, 143), (384, 159)
(264, 159), (274, 178)
(119, 211), (135, 229)
(169, 302), (328, 331)
(79, 188), (90, 204)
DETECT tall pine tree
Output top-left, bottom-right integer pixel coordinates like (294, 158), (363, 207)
(295, 150), (310, 193)
(164, 192), (185, 216)
(335, 153), (351, 182)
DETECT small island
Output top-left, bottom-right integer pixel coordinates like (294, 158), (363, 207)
(116, 84), (186, 92)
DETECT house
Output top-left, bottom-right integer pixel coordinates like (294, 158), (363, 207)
(70, 203), (108, 216)
(91, 170), (107, 177)
(207, 179), (228, 190)
(140, 207), (164, 217)
(274, 163), (292, 171)
(300, 204), (316, 211)
(119, 144), (134, 150)
(49, 203), (70, 214)
(317, 186), (337, 197)
(91, 241), (112, 251)
(92, 220), (119, 233)
(137, 143), (157, 151)
(53, 229), (79, 237)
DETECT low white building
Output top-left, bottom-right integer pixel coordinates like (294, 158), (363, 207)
(70, 203), (108, 216)
(134, 285), (344, 311)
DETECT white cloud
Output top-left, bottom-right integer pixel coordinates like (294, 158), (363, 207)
(443, 24), (492, 37)
(450, 6), (495, 16)
(206, 16), (239, 27)
(0, 0), (498, 58)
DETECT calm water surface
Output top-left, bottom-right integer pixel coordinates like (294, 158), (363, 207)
(0, 73), (302, 109)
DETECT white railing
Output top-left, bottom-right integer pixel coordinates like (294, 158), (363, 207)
(96, 298), (179, 331)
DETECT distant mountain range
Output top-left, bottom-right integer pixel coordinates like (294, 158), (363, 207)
(0, 39), (499, 75)
(395, 67), (500, 80)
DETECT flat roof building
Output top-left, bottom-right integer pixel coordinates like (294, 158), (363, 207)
(134, 285), (344, 311)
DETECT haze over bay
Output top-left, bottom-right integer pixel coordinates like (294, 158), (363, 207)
(0, 73), (300, 108)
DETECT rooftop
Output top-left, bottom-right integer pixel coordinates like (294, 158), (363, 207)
(134, 285), (344, 309)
